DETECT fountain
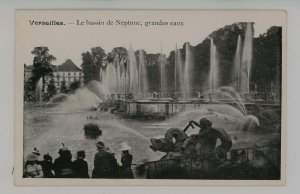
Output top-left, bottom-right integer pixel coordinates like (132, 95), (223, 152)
(128, 46), (139, 96)
(240, 22), (253, 94)
(35, 77), (43, 103)
(113, 54), (121, 94)
(119, 57), (126, 95)
(160, 44), (165, 97)
(183, 42), (192, 99)
(102, 63), (118, 93)
(175, 44), (184, 96)
(138, 50), (149, 96)
(209, 38), (219, 92)
(233, 35), (242, 92)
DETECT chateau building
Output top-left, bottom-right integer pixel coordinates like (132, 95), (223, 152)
(45, 59), (83, 91)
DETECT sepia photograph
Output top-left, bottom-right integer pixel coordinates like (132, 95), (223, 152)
(14, 10), (286, 185)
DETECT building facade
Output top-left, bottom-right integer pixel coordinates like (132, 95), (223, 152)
(45, 59), (83, 92)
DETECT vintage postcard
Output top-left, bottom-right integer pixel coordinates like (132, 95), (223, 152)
(15, 10), (286, 185)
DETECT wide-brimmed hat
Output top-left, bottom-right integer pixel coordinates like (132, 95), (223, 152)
(26, 153), (39, 161)
(119, 142), (131, 151)
(95, 141), (105, 149)
(199, 118), (212, 127)
(32, 147), (41, 156)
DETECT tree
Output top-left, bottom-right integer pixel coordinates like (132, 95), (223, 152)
(81, 51), (94, 84)
(69, 80), (81, 94)
(31, 47), (56, 92)
(81, 47), (106, 84)
(24, 78), (35, 102)
(91, 47), (106, 81)
(107, 47), (128, 79)
(252, 26), (282, 95)
(60, 80), (68, 93)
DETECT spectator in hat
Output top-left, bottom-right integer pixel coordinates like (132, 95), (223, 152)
(119, 142), (133, 178)
(40, 153), (54, 178)
(24, 153), (43, 178)
(92, 141), (117, 178)
(53, 143), (75, 178)
(73, 150), (89, 178)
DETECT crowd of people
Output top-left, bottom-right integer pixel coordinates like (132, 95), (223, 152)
(23, 141), (136, 179)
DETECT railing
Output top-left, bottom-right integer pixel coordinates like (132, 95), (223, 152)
(144, 144), (278, 179)
(121, 99), (280, 119)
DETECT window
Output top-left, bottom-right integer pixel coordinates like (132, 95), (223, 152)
(74, 72), (76, 76)
(68, 72), (71, 76)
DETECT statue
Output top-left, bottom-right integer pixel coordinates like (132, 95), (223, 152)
(149, 118), (232, 160)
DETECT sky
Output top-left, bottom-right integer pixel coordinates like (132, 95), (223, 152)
(16, 10), (286, 68)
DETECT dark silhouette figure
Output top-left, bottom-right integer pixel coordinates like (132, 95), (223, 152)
(119, 142), (133, 178)
(53, 145), (75, 178)
(120, 151), (134, 178)
(40, 153), (54, 178)
(92, 141), (118, 178)
(73, 150), (89, 178)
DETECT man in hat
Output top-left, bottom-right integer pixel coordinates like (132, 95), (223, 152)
(53, 143), (75, 178)
(187, 118), (232, 157)
(92, 141), (117, 178)
(119, 142), (134, 178)
(73, 150), (89, 178)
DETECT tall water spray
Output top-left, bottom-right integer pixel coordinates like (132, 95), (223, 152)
(175, 44), (184, 95)
(209, 38), (219, 92)
(233, 35), (242, 91)
(183, 42), (192, 99)
(128, 46), (139, 95)
(160, 44), (165, 96)
(36, 77), (43, 103)
(103, 63), (118, 93)
(114, 54), (121, 93)
(240, 23), (253, 94)
(138, 50), (149, 96)
(120, 59), (126, 94)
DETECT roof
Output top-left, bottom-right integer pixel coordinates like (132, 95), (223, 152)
(57, 59), (81, 72)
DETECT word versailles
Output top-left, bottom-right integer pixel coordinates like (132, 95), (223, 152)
(29, 20), (64, 25)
